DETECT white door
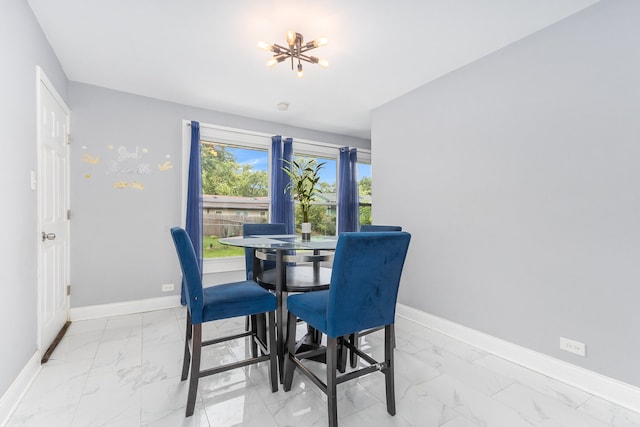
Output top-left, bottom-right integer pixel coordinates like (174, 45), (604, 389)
(37, 67), (70, 354)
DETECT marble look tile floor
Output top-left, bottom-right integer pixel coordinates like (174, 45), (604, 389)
(6, 308), (640, 427)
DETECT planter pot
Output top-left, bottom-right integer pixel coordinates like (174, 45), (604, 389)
(301, 222), (312, 241)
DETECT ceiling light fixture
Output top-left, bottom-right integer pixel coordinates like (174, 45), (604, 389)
(258, 31), (328, 78)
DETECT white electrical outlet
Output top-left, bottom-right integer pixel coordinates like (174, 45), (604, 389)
(161, 283), (175, 292)
(560, 337), (586, 356)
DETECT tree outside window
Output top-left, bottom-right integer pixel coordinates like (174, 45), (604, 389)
(201, 142), (268, 258)
(358, 163), (372, 226)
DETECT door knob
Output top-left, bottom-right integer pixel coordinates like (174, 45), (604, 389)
(42, 232), (56, 242)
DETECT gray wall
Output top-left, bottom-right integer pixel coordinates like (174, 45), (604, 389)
(372, 0), (640, 387)
(0, 0), (68, 398)
(69, 82), (369, 307)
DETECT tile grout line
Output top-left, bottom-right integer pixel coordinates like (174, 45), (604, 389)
(69, 319), (108, 427)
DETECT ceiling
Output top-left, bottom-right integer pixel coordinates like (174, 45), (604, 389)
(27, 0), (599, 140)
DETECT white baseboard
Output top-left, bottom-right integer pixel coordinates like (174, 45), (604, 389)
(396, 303), (640, 414)
(0, 352), (40, 427)
(70, 295), (182, 321)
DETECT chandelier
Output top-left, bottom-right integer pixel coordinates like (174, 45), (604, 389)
(258, 31), (328, 78)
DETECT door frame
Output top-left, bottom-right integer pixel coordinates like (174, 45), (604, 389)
(36, 66), (71, 354)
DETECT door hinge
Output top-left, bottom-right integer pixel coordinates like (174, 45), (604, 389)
(67, 285), (71, 296)
(67, 209), (71, 220)
(66, 134), (71, 145)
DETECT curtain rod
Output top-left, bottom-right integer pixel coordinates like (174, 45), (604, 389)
(184, 120), (351, 151)
(185, 121), (273, 139)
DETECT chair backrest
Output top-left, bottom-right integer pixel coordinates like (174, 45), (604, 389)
(170, 227), (204, 324)
(242, 223), (286, 280)
(326, 231), (411, 338)
(360, 225), (402, 232)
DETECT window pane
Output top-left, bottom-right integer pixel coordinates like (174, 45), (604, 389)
(358, 162), (372, 226)
(201, 143), (269, 258)
(291, 155), (337, 236)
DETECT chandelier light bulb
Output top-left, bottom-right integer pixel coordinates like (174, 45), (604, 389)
(314, 37), (328, 47)
(266, 58), (278, 67)
(286, 30), (296, 45)
(318, 59), (329, 68)
(297, 63), (304, 78)
(257, 41), (270, 50)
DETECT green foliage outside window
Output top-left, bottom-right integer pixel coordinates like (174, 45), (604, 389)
(293, 205), (336, 236)
(359, 205), (371, 226)
(200, 143), (371, 255)
(201, 144), (268, 197)
(359, 176), (371, 197)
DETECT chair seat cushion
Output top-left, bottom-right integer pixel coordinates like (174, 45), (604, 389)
(286, 290), (329, 335)
(201, 280), (276, 322)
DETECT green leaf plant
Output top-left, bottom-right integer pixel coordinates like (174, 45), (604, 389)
(282, 157), (326, 223)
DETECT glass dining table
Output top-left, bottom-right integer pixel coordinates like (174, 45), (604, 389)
(218, 234), (338, 381)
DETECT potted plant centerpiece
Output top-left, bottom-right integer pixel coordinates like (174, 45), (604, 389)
(283, 157), (325, 241)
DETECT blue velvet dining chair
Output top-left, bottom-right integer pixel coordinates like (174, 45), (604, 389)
(242, 223), (286, 334)
(283, 231), (411, 427)
(243, 223), (286, 280)
(170, 227), (278, 417)
(349, 224), (403, 367)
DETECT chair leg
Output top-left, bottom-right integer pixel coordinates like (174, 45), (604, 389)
(391, 326), (396, 349)
(283, 311), (298, 392)
(186, 312), (192, 340)
(268, 311), (278, 392)
(337, 337), (347, 373)
(186, 323), (202, 417)
(181, 311), (192, 381)
(349, 332), (358, 368)
(254, 313), (268, 356)
(250, 314), (258, 357)
(307, 324), (322, 345)
(326, 337), (339, 427)
(384, 324), (396, 416)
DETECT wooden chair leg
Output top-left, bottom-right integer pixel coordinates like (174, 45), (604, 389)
(181, 311), (192, 381)
(255, 313), (267, 356)
(283, 311), (298, 392)
(326, 337), (338, 427)
(391, 327), (396, 349)
(307, 324), (322, 345)
(268, 311), (278, 392)
(349, 332), (358, 368)
(337, 336), (347, 373)
(384, 324), (396, 416)
(186, 311), (192, 340)
(250, 314), (258, 357)
(186, 323), (202, 417)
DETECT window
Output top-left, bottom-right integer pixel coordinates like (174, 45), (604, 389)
(357, 160), (372, 226)
(289, 154), (337, 236)
(201, 142), (269, 259)
(182, 122), (370, 272)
